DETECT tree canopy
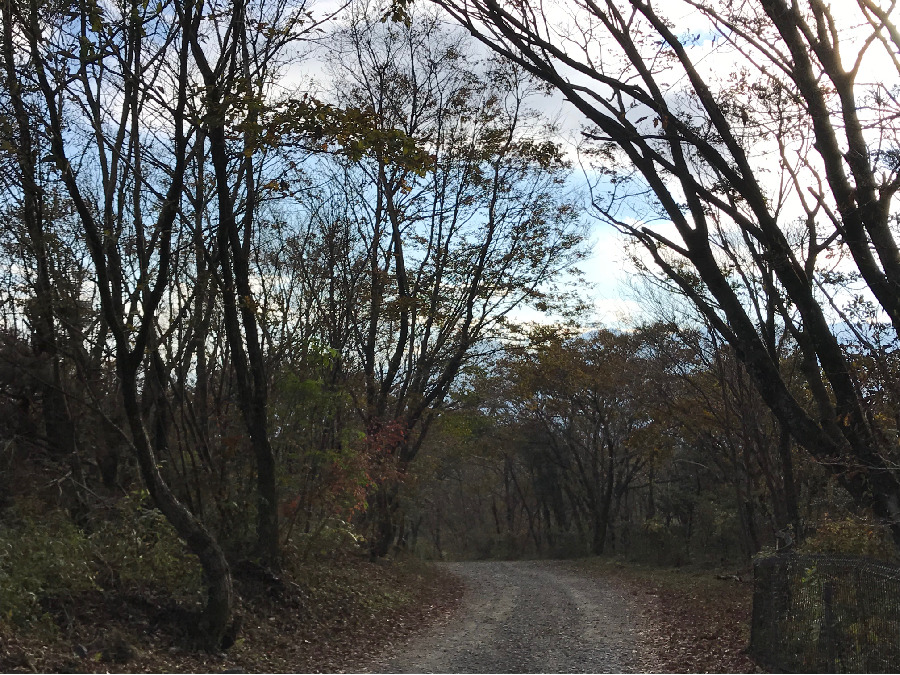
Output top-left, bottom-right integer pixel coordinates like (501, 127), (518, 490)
(432, 0), (900, 545)
(3, 0), (900, 660)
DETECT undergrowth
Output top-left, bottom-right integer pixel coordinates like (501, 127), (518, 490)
(0, 493), (201, 633)
(0, 495), (460, 673)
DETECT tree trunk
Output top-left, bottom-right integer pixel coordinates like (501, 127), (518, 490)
(590, 450), (617, 556)
(778, 425), (802, 539)
(204, 99), (280, 569)
(120, 369), (233, 648)
(2, 0), (74, 459)
(370, 483), (399, 558)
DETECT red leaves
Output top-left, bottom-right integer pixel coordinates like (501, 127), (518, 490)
(363, 419), (408, 486)
(279, 419), (411, 525)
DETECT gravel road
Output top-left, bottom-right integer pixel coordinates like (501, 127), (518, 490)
(365, 560), (654, 674)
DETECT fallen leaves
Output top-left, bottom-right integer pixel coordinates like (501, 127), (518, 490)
(574, 559), (761, 673)
(0, 555), (464, 674)
(629, 574), (757, 672)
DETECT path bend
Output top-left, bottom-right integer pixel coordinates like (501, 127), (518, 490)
(365, 560), (654, 674)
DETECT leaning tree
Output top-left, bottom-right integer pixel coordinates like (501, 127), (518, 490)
(432, 0), (900, 544)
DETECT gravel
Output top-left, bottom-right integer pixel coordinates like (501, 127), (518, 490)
(364, 560), (654, 674)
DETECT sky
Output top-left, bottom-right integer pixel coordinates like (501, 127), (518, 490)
(522, 0), (900, 330)
(288, 0), (900, 331)
(278, 1), (648, 328)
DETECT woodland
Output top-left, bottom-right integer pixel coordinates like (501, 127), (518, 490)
(1, 0), (900, 667)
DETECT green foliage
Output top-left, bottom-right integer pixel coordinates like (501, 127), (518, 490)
(284, 516), (364, 562)
(0, 506), (95, 628)
(88, 490), (203, 596)
(0, 493), (202, 630)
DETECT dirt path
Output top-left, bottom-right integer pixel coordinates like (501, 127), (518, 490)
(364, 560), (656, 674)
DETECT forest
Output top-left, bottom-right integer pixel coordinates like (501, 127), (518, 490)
(2, 0), (900, 669)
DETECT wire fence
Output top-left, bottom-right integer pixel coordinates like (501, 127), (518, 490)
(750, 553), (900, 673)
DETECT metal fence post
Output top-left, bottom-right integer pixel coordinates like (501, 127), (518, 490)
(823, 579), (836, 673)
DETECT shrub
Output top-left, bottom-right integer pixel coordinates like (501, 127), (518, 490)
(88, 489), (203, 598)
(0, 491), (203, 630)
(799, 515), (896, 561)
(0, 507), (95, 628)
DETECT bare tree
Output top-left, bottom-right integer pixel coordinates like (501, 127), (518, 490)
(1, 0), (75, 459)
(181, 0), (333, 568)
(433, 0), (900, 544)
(306, 4), (588, 555)
(15, 0), (234, 645)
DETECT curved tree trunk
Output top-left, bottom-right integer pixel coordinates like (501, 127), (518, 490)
(21, 0), (235, 645)
(121, 375), (233, 648)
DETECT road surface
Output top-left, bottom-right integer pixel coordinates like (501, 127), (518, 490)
(365, 560), (654, 674)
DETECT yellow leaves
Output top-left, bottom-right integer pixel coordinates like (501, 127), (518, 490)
(266, 96), (433, 175)
(799, 515), (894, 560)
